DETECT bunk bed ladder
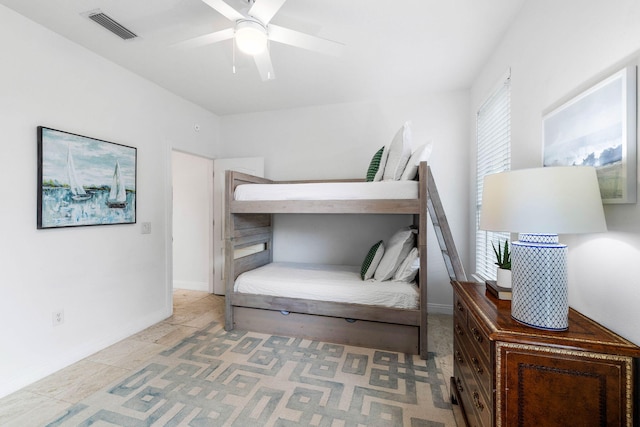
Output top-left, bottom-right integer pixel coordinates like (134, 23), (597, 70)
(426, 168), (467, 282)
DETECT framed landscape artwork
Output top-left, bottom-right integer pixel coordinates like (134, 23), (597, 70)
(37, 127), (137, 229)
(543, 65), (637, 204)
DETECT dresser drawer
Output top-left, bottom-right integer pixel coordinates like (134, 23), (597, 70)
(453, 372), (480, 427)
(456, 337), (492, 405)
(453, 294), (470, 349)
(467, 309), (491, 364)
(454, 292), (468, 323)
(464, 343), (491, 403)
(454, 369), (491, 427)
(470, 383), (491, 427)
(453, 317), (468, 349)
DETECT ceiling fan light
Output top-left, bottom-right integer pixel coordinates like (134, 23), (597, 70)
(235, 19), (267, 55)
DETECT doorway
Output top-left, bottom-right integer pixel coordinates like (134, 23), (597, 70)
(172, 150), (214, 292)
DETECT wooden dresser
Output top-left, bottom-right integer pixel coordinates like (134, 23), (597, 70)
(450, 280), (640, 427)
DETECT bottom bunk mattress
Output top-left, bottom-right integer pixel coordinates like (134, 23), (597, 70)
(234, 262), (419, 309)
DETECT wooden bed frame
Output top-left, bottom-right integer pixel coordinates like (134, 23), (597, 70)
(224, 162), (430, 358)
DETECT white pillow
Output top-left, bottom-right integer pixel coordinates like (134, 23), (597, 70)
(374, 227), (416, 281)
(401, 142), (433, 180)
(382, 122), (412, 181)
(361, 240), (385, 280)
(393, 247), (420, 282)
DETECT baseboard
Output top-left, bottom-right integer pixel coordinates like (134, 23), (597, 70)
(427, 302), (453, 315)
(173, 280), (208, 291)
(0, 306), (170, 399)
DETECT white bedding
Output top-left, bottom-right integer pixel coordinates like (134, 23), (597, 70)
(234, 262), (419, 309)
(234, 181), (418, 201)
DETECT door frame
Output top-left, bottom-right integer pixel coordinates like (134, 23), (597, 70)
(165, 147), (215, 316)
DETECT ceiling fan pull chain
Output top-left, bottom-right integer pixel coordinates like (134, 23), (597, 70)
(266, 39), (271, 80)
(232, 37), (237, 74)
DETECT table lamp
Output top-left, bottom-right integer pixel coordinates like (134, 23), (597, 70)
(480, 166), (607, 330)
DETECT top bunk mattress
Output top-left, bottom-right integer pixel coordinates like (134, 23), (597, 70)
(234, 262), (419, 310)
(234, 180), (418, 201)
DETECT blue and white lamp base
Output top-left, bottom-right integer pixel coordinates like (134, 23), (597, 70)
(511, 233), (568, 331)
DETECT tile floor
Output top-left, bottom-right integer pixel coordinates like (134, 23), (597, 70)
(0, 290), (453, 426)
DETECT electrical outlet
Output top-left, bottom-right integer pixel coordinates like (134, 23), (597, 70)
(52, 310), (64, 326)
(141, 222), (151, 234)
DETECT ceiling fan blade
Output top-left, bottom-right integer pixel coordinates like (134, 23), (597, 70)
(201, 0), (244, 22)
(253, 49), (275, 81)
(248, 0), (287, 25)
(268, 25), (344, 56)
(171, 28), (234, 48)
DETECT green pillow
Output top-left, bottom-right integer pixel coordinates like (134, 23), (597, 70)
(361, 240), (385, 280)
(365, 147), (385, 182)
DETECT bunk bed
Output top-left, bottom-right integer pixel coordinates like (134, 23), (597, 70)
(224, 162), (430, 358)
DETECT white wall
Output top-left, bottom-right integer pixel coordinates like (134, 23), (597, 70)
(0, 5), (221, 397)
(172, 151), (212, 292)
(221, 93), (470, 312)
(470, 0), (640, 344)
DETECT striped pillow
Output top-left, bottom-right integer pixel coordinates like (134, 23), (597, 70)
(365, 146), (386, 182)
(361, 240), (385, 280)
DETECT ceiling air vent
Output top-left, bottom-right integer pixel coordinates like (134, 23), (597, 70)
(86, 11), (138, 40)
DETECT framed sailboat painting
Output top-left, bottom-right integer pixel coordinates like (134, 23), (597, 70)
(37, 127), (137, 229)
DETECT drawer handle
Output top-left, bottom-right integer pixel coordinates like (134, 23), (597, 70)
(471, 357), (483, 375)
(473, 391), (484, 411)
(455, 324), (464, 336)
(456, 302), (464, 312)
(471, 327), (483, 344)
(455, 350), (464, 363)
(456, 377), (464, 393)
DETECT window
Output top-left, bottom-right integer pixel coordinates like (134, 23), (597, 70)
(475, 71), (511, 281)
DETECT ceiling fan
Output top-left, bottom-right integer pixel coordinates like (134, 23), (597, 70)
(176, 0), (344, 81)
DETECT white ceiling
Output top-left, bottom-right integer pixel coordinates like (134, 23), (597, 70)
(0, 0), (524, 116)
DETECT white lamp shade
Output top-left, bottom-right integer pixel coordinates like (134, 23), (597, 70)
(480, 166), (607, 234)
(235, 20), (268, 55)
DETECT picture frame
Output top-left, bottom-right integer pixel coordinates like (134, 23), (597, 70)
(542, 65), (637, 204)
(37, 126), (137, 229)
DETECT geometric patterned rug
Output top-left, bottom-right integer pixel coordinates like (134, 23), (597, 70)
(44, 321), (454, 426)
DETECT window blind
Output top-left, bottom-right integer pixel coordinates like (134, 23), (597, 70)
(475, 73), (511, 281)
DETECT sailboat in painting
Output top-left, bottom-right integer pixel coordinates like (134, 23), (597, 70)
(107, 160), (127, 208)
(66, 145), (91, 201)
